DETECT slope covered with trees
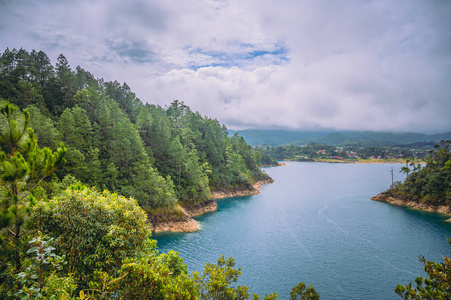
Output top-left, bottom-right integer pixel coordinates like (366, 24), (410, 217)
(375, 140), (451, 207)
(231, 129), (451, 147)
(0, 48), (269, 217)
(0, 48), (317, 299)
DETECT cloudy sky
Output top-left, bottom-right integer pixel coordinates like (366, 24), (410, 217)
(1, 0), (450, 133)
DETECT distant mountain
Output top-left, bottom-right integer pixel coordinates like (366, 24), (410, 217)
(430, 132), (451, 142)
(314, 132), (356, 145)
(350, 132), (430, 145)
(228, 130), (332, 146)
(229, 129), (451, 146)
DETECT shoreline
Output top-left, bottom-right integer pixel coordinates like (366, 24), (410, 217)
(262, 162), (287, 167)
(210, 177), (274, 199)
(150, 200), (218, 233)
(284, 158), (406, 164)
(152, 177), (274, 233)
(371, 193), (451, 220)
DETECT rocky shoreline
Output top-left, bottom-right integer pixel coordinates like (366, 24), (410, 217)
(262, 162), (286, 167)
(152, 177), (274, 233)
(151, 216), (201, 232)
(211, 177), (274, 199)
(371, 193), (451, 220)
(185, 199), (218, 217)
(284, 158), (405, 164)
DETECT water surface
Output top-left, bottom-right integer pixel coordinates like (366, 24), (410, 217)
(156, 162), (451, 299)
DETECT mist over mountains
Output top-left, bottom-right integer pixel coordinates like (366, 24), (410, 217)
(229, 129), (451, 146)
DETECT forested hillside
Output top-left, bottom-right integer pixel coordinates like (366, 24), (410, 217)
(231, 129), (451, 146)
(0, 48), (268, 214)
(0, 48), (320, 299)
(379, 140), (451, 206)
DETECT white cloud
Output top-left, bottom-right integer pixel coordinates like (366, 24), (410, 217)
(0, 0), (450, 132)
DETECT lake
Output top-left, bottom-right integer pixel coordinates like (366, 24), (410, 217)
(155, 162), (451, 299)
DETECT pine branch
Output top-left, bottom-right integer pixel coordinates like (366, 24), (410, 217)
(7, 113), (15, 154)
(7, 228), (17, 237)
(14, 112), (30, 154)
(0, 181), (13, 194)
(20, 175), (47, 202)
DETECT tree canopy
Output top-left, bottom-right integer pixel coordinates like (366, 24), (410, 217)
(385, 140), (451, 206)
(0, 48), (269, 213)
(0, 48), (320, 299)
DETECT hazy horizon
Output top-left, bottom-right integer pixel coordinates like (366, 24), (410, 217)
(229, 128), (451, 135)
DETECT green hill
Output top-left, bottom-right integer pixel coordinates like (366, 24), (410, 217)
(0, 48), (268, 213)
(231, 129), (451, 146)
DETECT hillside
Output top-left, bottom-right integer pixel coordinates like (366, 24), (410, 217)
(228, 129), (331, 146)
(231, 129), (451, 146)
(0, 48), (269, 220)
(372, 140), (451, 211)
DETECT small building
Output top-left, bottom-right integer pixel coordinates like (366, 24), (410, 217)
(347, 151), (357, 157)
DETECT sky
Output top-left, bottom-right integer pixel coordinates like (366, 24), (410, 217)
(1, 0), (450, 133)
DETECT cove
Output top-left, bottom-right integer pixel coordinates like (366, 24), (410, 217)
(155, 162), (451, 299)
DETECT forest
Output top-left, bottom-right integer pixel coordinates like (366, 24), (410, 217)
(383, 140), (451, 207)
(0, 48), (270, 214)
(0, 48), (321, 299)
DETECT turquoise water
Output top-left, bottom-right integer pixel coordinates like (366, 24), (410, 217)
(155, 162), (451, 299)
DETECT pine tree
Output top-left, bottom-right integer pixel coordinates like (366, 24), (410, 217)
(0, 101), (66, 273)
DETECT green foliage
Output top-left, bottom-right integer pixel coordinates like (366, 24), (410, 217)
(26, 185), (199, 299)
(400, 158), (422, 178)
(14, 232), (76, 300)
(31, 187), (151, 287)
(193, 255), (316, 300)
(387, 140), (451, 206)
(252, 292), (279, 300)
(193, 255), (251, 300)
(1, 48), (268, 212)
(58, 106), (93, 152)
(79, 251), (197, 300)
(27, 105), (61, 150)
(164, 101), (268, 191)
(0, 49), (51, 113)
(56, 105), (101, 185)
(104, 81), (141, 123)
(0, 48), (323, 300)
(139, 104), (211, 206)
(106, 250), (198, 299)
(0, 101), (66, 276)
(396, 239), (451, 299)
(290, 282), (320, 300)
(95, 99), (177, 210)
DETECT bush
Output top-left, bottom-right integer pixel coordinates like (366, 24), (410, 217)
(31, 186), (151, 287)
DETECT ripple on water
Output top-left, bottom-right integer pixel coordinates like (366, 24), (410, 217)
(156, 163), (451, 300)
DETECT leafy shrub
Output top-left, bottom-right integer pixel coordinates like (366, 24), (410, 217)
(32, 187), (150, 287)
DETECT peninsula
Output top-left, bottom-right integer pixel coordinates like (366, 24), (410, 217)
(371, 140), (451, 219)
(151, 177), (274, 233)
(371, 193), (451, 220)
